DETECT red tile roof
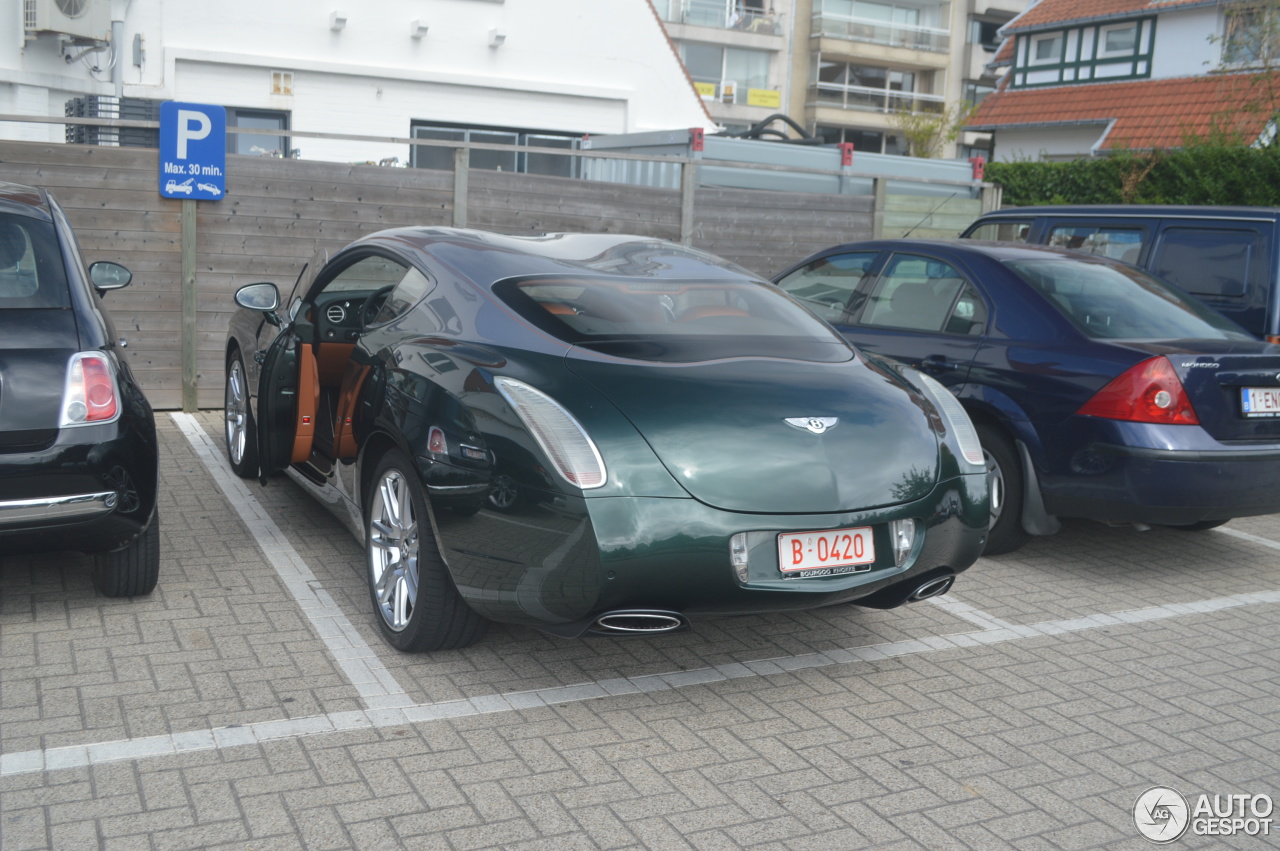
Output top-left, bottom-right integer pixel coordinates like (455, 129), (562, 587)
(1007, 0), (1214, 32)
(967, 73), (1280, 150)
(991, 37), (1015, 66)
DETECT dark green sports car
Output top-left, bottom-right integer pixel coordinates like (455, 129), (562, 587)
(224, 228), (989, 651)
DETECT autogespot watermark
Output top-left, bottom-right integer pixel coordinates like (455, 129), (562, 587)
(1133, 786), (1274, 843)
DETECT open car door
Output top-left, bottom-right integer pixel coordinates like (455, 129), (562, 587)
(255, 324), (318, 483)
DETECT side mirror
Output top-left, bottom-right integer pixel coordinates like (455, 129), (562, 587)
(235, 282), (281, 312)
(89, 261), (132, 293)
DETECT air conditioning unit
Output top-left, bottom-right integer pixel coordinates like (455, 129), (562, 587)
(24, 0), (112, 42)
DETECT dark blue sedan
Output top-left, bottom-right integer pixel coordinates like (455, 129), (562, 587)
(774, 239), (1280, 554)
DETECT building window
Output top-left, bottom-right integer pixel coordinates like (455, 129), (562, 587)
(680, 43), (771, 104)
(815, 125), (902, 155)
(963, 82), (995, 107)
(409, 122), (578, 176)
(1224, 5), (1280, 66)
(1030, 33), (1063, 64)
(1099, 23), (1138, 56)
(813, 57), (937, 114)
(969, 18), (1003, 52)
(227, 108), (290, 157)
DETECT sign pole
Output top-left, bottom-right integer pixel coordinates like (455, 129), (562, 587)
(181, 199), (198, 412)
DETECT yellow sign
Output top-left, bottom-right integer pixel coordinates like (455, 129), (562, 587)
(747, 88), (781, 108)
(694, 81), (717, 98)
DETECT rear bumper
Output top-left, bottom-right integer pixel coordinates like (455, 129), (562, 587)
(436, 472), (989, 633)
(0, 413), (158, 556)
(0, 491), (118, 526)
(1041, 434), (1280, 525)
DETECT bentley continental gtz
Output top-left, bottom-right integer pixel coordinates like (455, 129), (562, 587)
(224, 229), (988, 650)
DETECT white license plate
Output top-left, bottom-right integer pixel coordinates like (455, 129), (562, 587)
(778, 526), (875, 579)
(1242, 387), (1280, 417)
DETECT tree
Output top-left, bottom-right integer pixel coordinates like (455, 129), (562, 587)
(887, 102), (976, 158)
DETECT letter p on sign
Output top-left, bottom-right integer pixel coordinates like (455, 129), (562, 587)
(176, 110), (211, 159)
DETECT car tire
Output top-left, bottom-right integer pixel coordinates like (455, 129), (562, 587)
(487, 473), (523, 513)
(1166, 519), (1230, 532)
(365, 449), (488, 652)
(977, 424), (1030, 556)
(225, 349), (259, 478)
(92, 508), (160, 597)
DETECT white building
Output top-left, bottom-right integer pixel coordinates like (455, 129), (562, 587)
(2, 0), (714, 167)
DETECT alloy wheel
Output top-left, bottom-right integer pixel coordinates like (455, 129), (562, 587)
(225, 358), (248, 466)
(368, 468), (420, 632)
(488, 474), (519, 511)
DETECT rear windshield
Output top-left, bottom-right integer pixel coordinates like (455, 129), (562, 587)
(0, 214), (69, 309)
(494, 276), (853, 363)
(1005, 257), (1252, 341)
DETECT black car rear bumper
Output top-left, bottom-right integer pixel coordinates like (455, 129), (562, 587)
(0, 416), (157, 556)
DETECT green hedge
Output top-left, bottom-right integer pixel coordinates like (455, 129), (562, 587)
(986, 146), (1280, 207)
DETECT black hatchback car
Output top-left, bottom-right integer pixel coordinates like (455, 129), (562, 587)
(0, 182), (159, 596)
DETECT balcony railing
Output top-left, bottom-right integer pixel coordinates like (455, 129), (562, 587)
(660, 1), (783, 35)
(809, 83), (945, 114)
(812, 12), (950, 53)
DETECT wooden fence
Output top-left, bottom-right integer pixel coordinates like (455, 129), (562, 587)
(0, 138), (988, 409)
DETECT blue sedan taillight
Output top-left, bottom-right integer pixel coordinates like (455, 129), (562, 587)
(1077, 356), (1199, 425)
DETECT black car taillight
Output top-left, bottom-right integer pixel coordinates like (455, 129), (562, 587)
(60, 352), (120, 426)
(1077, 356), (1199, 425)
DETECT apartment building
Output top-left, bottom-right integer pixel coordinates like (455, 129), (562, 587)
(656, 0), (1026, 158)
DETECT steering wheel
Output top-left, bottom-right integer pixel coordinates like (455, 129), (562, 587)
(361, 285), (396, 328)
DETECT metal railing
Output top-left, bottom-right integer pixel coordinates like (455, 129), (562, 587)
(812, 11), (950, 53)
(660, 1), (783, 35)
(809, 84), (946, 114)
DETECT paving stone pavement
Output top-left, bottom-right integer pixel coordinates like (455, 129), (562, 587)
(1, 412), (1277, 850)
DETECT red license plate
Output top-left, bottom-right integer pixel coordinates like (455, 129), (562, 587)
(778, 526), (875, 578)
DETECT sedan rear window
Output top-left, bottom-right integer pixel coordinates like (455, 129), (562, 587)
(1005, 257), (1252, 341)
(0, 216), (69, 309)
(495, 276), (853, 363)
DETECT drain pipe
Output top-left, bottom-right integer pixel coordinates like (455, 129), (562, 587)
(110, 0), (129, 98)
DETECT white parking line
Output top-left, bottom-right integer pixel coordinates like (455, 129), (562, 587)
(4, 585), (1279, 777)
(1220, 526), (1280, 552)
(170, 413), (413, 711)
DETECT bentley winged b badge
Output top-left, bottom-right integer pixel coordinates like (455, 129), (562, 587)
(785, 417), (838, 435)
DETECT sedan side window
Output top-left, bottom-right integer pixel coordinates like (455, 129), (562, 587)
(945, 285), (988, 336)
(858, 254), (972, 333)
(774, 252), (877, 322)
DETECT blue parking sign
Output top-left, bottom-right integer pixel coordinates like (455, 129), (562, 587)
(159, 102), (226, 201)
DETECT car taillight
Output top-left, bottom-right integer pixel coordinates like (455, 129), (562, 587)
(494, 377), (606, 489)
(60, 352), (119, 426)
(427, 426), (447, 454)
(1077, 356), (1199, 425)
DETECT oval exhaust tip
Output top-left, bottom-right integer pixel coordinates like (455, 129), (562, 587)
(909, 575), (954, 602)
(594, 612), (685, 634)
